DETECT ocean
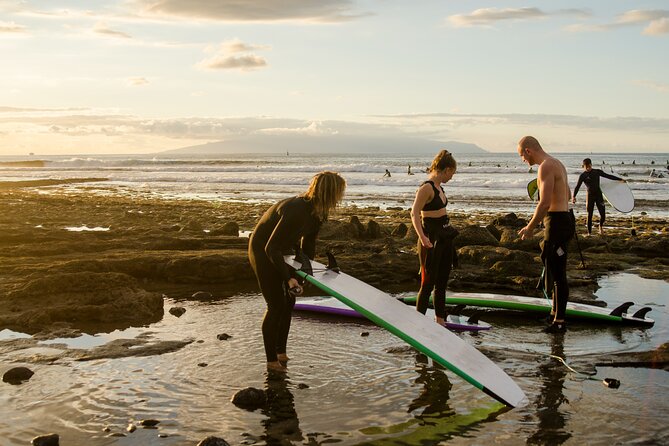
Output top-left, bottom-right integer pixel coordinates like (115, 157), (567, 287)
(1, 152), (668, 216)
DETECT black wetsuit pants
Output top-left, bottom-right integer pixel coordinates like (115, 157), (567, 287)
(586, 192), (606, 234)
(541, 212), (575, 321)
(416, 216), (458, 319)
(248, 247), (294, 363)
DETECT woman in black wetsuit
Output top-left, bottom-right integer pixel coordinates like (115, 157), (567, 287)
(249, 171), (346, 372)
(410, 150), (458, 326)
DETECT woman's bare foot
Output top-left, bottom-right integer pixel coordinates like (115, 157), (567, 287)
(277, 353), (290, 362)
(267, 361), (287, 372)
(435, 316), (445, 326)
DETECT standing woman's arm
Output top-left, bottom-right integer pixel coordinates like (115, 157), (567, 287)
(410, 184), (433, 248)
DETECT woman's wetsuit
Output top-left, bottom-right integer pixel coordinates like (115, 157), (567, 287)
(573, 168), (621, 234)
(248, 197), (321, 362)
(541, 211), (575, 321)
(416, 181), (458, 319)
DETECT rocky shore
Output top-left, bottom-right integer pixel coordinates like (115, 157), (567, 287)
(2, 185), (667, 339)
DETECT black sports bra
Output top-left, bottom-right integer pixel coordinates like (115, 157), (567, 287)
(421, 181), (447, 211)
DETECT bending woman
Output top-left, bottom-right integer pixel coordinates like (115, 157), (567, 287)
(410, 150), (458, 326)
(248, 171), (346, 372)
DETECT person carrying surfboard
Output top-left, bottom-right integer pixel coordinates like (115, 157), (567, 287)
(248, 171), (346, 372)
(572, 158), (625, 235)
(410, 150), (459, 327)
(517, 136), (574, 334)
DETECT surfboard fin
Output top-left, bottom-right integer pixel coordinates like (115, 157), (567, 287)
(609, 301), (634, 317)
(631, 307), (652, 319)
(326, 252), (341, 273)
(293, 249), (314, 276)
(467, 311), (480, 325)
(449, 304), (466, 315)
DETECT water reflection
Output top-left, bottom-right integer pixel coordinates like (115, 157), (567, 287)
(407, 353), (454, 418)
(261, 371), (303, 445)
(528, 333), (571, 445)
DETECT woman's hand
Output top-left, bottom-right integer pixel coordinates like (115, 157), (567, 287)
(420, 235), (433, 248)
(287, 278), (303, 295)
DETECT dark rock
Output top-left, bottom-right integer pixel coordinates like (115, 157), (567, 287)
(31, 433), (59, 446)
(210, 221), (239, 236)
(217, 333), (232, 341)
(169, 306), (186, 317)
(140, 419), (160, 427)
(391, 222), (408, 237)
(454, 225), (499, 248)
(361, 332), (370, 337)
(366, 220), (382, 239)
(231, 387), (266, 410)
(491, 212), (527, 228)
(485, 224), (501, 241)
(197, 436), (231, 446)
(3, 366), (34, 384)
(297, 383), (309, 389)
(350, 216), (365, 236)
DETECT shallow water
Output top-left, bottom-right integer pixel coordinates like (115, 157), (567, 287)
(1, 273), (667, 445)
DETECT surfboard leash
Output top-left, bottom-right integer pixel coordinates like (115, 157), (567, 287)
(538, 351), (620, 389)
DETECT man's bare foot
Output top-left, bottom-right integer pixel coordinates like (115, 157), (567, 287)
(277, 353), (290, 362)
(599, 226), (604, 235)
(267, 361), (287, 372)
(436, 316), (445, 326)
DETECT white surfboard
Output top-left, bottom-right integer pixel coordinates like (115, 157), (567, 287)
(600, 177), (634, 213)
(285, 254), (527, 408)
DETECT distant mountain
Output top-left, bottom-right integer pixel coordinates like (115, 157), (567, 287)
(161, 134), (487, 155)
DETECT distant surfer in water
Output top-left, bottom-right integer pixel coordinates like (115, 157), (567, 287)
(249, 171), (346, 372)
(517, 136), (574, 334)
(572, 158), (624, 236)
(384, 169), (392, 177)
(411, 150), (458, 326)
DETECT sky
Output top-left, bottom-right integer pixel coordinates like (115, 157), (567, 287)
(0, 0), (668, 155)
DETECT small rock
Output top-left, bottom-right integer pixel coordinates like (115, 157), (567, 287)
(297, 383), (309, 389)
(3, 366), (34, 384)
(31, 433), (59, 446)
(140, 419), (160, 427)
(197, 436), (231, 446)
(169, 306), (186, 317)
(231, 387), (266, 410)
(217, 333), (232, 341)
(360, 332), (370, 337)
(126, 424), (136, 433)
(198, 362), (208, 367)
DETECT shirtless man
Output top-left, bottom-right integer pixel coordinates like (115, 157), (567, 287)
(517, 136), (574, 333)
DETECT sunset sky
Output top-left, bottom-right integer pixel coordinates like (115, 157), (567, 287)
(1, 0), (668, 155)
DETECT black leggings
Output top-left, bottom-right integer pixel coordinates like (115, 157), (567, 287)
(586, 192), (606, 234)
(542, 212), (575, 321)
(416, 216), (456, 319)
(249, 249), (295, 363)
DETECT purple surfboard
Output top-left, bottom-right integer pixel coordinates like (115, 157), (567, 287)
(294, 296), (491, 331)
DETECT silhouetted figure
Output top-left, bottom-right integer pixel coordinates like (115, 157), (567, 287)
(384, 169), (391, 177)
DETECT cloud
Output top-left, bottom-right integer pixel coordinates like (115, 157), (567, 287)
(633, 80), (669, 93)
(0, 20), (26, 33)
(448, 8), (590, 28)
(565, 9), (669, 35)
(197, 54), (267, 71)
(643, 17), (669, 35)
(372, 112), (669, 133)
(132, 0), (367, 23)
(93, 22), (132, 39)
(258, 121), (338, 136)
(127, 77), (149, 86)
(219, 38), (270, 54)
(197, 39), (269, 71)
